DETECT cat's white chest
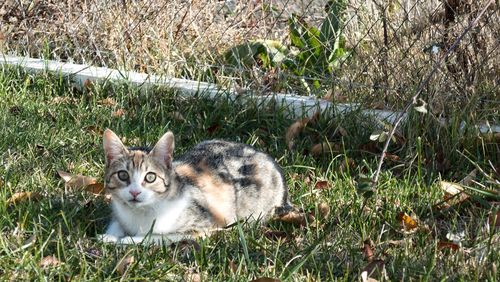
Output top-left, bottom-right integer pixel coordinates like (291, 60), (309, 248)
(114, 196), (190, 235)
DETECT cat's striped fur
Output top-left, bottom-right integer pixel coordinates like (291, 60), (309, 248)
(101, 129), (292, 244)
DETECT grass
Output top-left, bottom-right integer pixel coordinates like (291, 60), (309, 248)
(1, 0), (498, 111)
(0, 67), (498, 281)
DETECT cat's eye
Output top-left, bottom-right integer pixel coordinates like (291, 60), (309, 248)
(145, 172), (156, 183)
(117, 170), (129, 181)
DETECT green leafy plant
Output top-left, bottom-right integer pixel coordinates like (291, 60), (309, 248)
(223, 0), (349, 93)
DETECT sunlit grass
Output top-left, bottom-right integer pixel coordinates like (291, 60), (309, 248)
(0, 68), (497, 281)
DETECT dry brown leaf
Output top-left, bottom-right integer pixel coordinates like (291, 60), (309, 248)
(57, 170), (105, 195)
(397, 212), (418, 231)
(97, 97), (117, 106)
(277, 210), (314, 226)
(339, 158), (356, 174)
(440, 181), (469, 206)
(207, 123), (220, 135)
(116, 255), (135, 275)
(363, 239), (375, 262)
(86, 183), (105, 195)
(438, 241), (459, 251)
(264, 229), (288, 241)
(384, 152), (400, 162)
(7, 192), (41, 205)
(310, 142), (341, 157)
(359, 142), (379, 154)
(250, 278), (281, 282)
(285, 117), (310, 150)
(314, 180), (329, 189)
(112, 109), (126, 117)
(40, 255), (61, 268)
(58, 170), (97, 189)
(371, 101), (385, 110)
(317, 202), (331, 219)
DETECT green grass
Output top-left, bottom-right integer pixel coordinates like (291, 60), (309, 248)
(0, 67), (498, 281)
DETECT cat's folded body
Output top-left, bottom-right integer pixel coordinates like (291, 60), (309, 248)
(101, 129), (291, 244)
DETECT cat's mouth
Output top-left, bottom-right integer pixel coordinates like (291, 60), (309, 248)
(128, 199), (142, 204)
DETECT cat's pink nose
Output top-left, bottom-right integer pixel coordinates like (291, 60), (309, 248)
(129, 190), (141, 198)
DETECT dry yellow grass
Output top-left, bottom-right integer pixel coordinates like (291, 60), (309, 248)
(0, 0), (498, 112)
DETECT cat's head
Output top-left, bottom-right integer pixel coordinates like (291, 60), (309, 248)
(103, 129), (175, 208)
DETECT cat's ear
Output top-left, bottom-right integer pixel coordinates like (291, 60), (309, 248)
(103, 129), (128, 164)
(150, 131), (175, 169)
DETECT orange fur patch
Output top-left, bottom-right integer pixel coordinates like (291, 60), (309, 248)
(175, 163), (234, 226)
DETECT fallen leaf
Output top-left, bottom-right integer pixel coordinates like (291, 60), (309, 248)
(277, 210), (314, 226)
(58, 170), (97, 189)
(116, 255), (135, 275)
(7, 192), (41, 205)
(264, 228), (288, 241)
(86, 183), (105, 195)
(363, 239), (375, 262)
(359, 142), (379, 154)
(440, 181), (469, 205)
(97, 97), (117, 106)
(285, 117), (310, 150)
(310, 142), (341, 157)
(207, 123), (220, 135)
(314, 180), (329, 189)
(250, 278), (281, 282)
(397, 212), (418, 231)
(40, 255), (60, 268)
(339, 158), (356, 173)
(438, 241), (459, 251)
(57, 170), (105, 194)
(112, 109), (126, 117)
(317, 202), (331, 219)
(384, 152), (400, 162)
(371, 101), (385, 110)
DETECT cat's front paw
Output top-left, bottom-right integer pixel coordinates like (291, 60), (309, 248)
(98, 234), (119, 243)
(118, 236), (143, 245)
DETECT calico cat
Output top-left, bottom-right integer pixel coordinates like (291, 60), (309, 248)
(100, 129), (292, 244)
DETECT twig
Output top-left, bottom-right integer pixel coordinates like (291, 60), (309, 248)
(371, 0), (495, 187)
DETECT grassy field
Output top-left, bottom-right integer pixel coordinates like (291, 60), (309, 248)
(0, 67), (498, 281)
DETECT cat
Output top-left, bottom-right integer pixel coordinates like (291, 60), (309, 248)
(100, 129), (292, 244)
